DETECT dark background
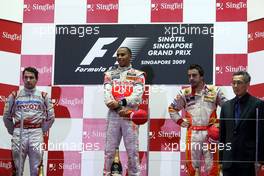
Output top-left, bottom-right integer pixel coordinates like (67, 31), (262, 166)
(54, 24), (213, 85)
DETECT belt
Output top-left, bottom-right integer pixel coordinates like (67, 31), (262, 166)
(14, 123), (42, 129)
(190, 126), (208, 130)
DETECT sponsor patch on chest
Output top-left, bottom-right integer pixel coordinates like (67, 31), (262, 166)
(126, 76), (137, 81)
(204, 95), (215, 102)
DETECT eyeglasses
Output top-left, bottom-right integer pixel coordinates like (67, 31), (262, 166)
(231, 80), (245, 86)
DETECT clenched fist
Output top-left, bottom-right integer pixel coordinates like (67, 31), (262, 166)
(106, 100), (119, 110)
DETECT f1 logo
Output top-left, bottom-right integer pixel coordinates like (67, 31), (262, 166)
(80, 38), (118, 65)
(80, 37), (148, 66)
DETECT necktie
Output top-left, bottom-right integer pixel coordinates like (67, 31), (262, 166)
(234, 99), (241, 125)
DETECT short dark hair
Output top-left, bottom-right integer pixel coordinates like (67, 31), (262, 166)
(22, 67), (39, 80)
(188, 64), (204, 77)
(119, 47), (132, 56)
(233, 71), (251, 83)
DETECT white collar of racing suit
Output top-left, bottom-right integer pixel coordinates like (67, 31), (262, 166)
(23, 87), (37, 94)
(117, 64), (132, 71)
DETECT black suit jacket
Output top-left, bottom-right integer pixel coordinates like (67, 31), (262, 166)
(220, 93), (264, 169)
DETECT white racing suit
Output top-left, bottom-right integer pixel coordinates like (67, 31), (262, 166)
(103, 65), (145, 176)
(3, 88), (55, 176)
(168, 85), (227, 176)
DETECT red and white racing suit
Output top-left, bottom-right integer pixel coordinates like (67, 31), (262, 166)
(168, 85), (227, 176)
(103, 65), (145, 176)
(3, 88), (55, 176)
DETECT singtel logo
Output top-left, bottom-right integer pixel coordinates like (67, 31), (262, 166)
(24, 3), (55, 12)
(158, 130), (180, 139)
(87, 3), (118, 11)
(38, 66), (52, 74)
(0, 95), (7, 103)
(255, 31), (264, 38)
(149, 131), (156, 139)
(216, 3), (224, 10)
(83, 130), (105, 138)
(149, 130), (180, 139)
(59, 163), (81, 170)
(216, 66), (223, 74)
(49, 163), (81, 171)
(120, 163), (147, 170)
(180, 164), (185, 171)
(151, 4), (159, 11)
(87, 4), (94, 11)
(216, 1), (246, 10)
(141, 98), (149, 105)
(160, 3), (183, 10)
(2, 32), (21, 41)
(151, 3), (183, 11)
(49, 163), (57, 171)
(0, 161), (12, 169)
(216, 66), (247, 74)
(60, 98), (83, 106)
(52, 99), (60, 105)
(139, 163), (147, 170)
(248, 33), (254, 41)
(249, 31), (264, 41)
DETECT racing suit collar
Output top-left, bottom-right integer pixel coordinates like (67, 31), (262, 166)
(24, 87), (37, 93)
(117, 64), (132, 71)
(191, 83), (206, 96)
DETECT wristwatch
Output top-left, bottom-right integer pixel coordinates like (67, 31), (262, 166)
(118, 100), (123, 107)
(118, 99), (127, 107)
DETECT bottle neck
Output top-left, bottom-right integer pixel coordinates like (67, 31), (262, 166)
(114, 149), (120, 163)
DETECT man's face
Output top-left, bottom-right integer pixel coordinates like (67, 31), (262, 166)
(116, 48), (131, 67)
(23, 71), (37, 89)
(231, 75), (249, 97)
(188, 69), (203, 88)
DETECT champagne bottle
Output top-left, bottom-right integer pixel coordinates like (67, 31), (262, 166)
(38, 157), (44, 176)
(38, 164), (44, 176)
(111, 148), (122, 176)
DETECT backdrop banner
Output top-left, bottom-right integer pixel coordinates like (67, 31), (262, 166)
(54, 24), (213, 85)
